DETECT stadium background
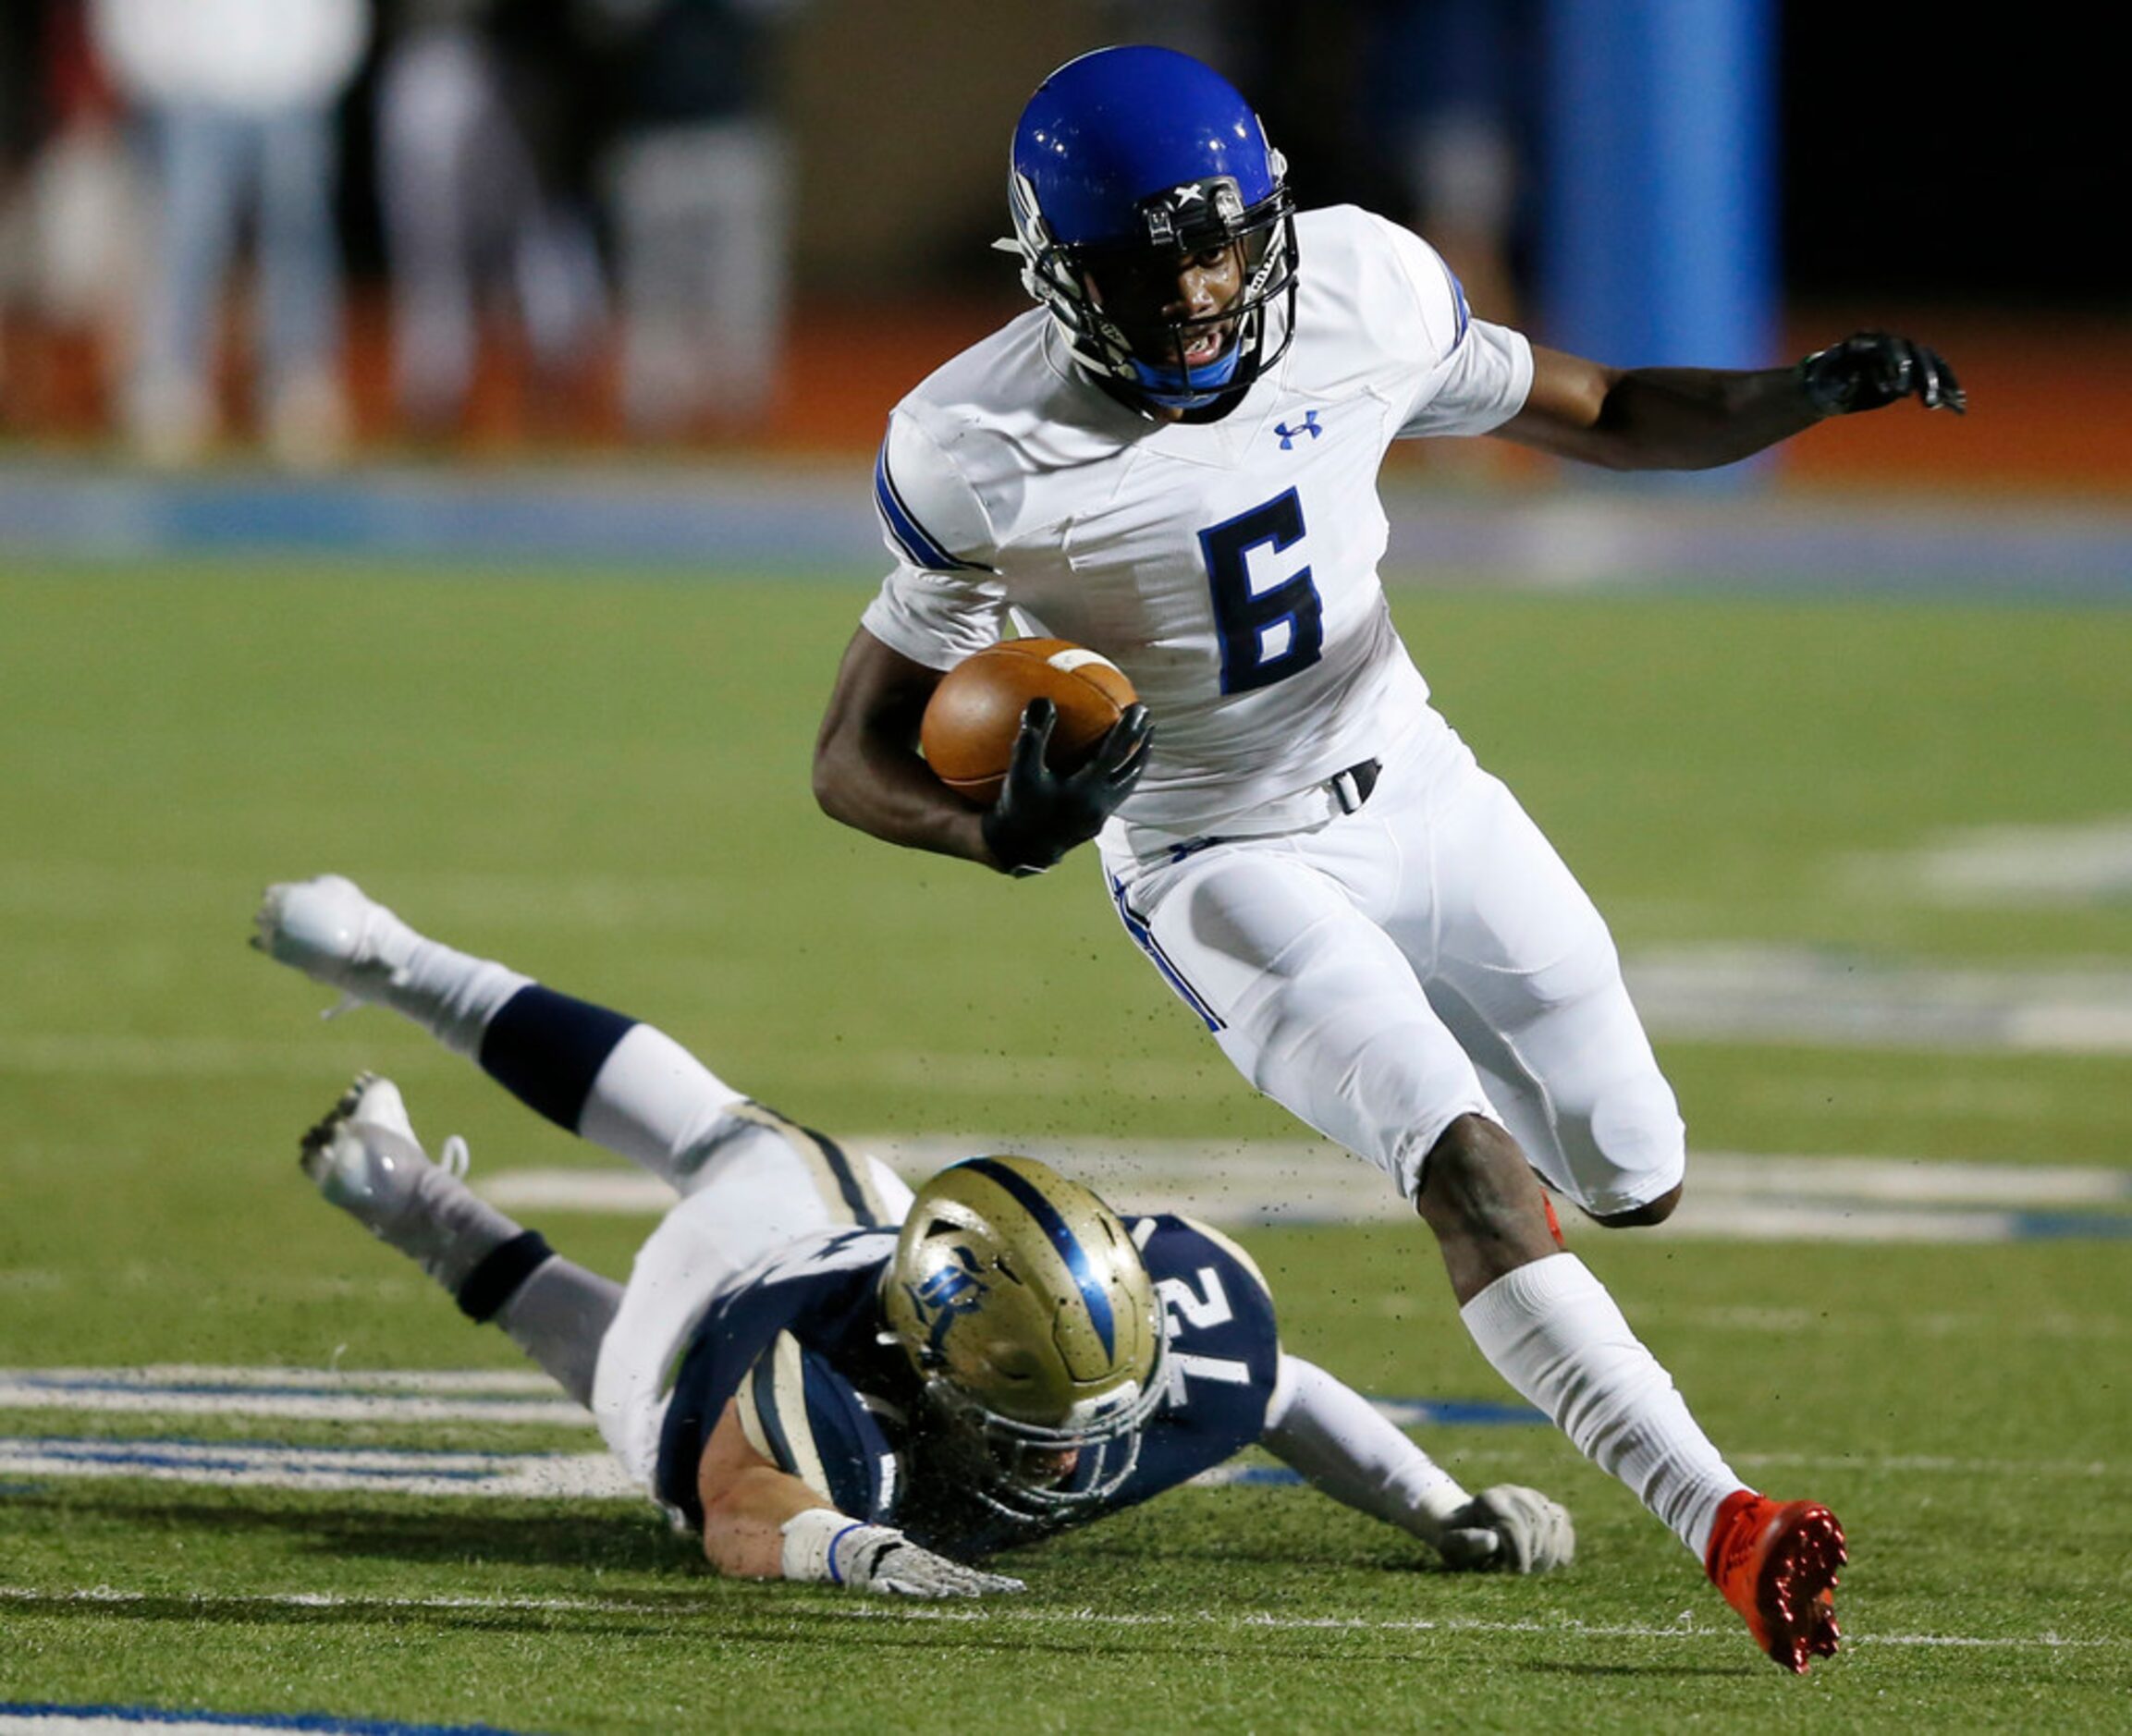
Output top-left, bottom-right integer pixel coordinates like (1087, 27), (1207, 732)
(4, 0), (2127, 486)
(2, 5), (2129, 1734)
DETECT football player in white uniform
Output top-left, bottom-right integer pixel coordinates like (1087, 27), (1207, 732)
(253, 873), (1577, 1593)
(813, 45), (1965, 1670)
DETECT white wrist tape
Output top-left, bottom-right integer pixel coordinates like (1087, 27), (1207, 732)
(779, 1508), (888, 1585)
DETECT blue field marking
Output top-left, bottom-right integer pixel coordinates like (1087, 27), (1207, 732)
(0, 465), (882, 572)
(0, 1367), (585, 1428)
(4, 463), (2130, 600)
(1202, 1464), (1308, 1487)
(1371, 1399), (1547, 1427)
(0, 1705), (530, 1735)
(11, 1437), (499, 1483)
(0, 1433), (637, 1499)
(4, 1373), (551, 1405)
(2008, 1211), (2132, 1241)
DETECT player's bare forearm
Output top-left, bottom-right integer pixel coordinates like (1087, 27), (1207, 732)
(1500, 335), (1962, 472)
(698, 1404), (839, 1580)
(697, 1399), (1025, 1596)
(815, 725), (996, 865)
(1580, 363), (1821, 469)
(701, 1466), (829, 1579)
(813, 628), (998, 867)
(1499, 348), (1820, 471)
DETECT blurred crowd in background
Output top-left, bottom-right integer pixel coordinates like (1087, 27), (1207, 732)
(0, 2), (2114, 477)
(0, 0), (1546, 471)
(0, 0), (814, 466)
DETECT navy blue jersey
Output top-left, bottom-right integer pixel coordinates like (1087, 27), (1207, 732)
(653, 1215), (1281, 1555)
(654, 1227), (905, 1527)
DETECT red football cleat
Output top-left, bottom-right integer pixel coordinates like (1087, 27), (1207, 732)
(1705, 1490), (1846, 1673)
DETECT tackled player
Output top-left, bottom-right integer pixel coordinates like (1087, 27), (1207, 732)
(811, 45), (1963, 1669)
(253, 874), (1575, 1593)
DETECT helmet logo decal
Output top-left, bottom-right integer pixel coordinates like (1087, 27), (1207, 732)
(908, 1246), (988, 1358)
(960, 1158), (1116, 1355)
(1138, 177), (1244, 249)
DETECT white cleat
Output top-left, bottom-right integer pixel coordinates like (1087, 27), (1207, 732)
(252, 874), (418, 1004)
(300, 1071), (469, 1248)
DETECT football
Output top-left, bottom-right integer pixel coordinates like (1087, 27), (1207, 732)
(920, 638), (1138, 805)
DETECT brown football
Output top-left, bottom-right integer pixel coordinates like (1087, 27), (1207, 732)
(920, 638), (1138, 805)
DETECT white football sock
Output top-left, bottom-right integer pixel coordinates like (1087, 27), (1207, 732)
(1460, 1253), (1740, 1559)
(376, 935), (533, 1059)
(351, 918), (752, 1191)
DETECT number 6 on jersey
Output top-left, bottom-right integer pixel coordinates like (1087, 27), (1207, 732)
(1198, 487), (1324, 695)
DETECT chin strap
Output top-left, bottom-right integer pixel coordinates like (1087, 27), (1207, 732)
(1129, 341), (1244, 410)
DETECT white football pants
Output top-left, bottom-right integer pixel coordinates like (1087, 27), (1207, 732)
(582, 1024), (914, 1492)
(1100, 720), (1685, 1216)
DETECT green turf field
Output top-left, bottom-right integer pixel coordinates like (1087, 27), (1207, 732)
(2, 558), (2128, 1732)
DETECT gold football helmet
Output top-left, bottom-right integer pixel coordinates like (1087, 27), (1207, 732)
(883, 1155), (1168, 1516)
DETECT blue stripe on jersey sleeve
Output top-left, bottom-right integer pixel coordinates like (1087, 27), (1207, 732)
(874, 440), (986, 574)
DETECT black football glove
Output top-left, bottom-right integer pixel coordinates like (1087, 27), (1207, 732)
(981, 697), (1152, 876)
(1796, 331), (1967, 417)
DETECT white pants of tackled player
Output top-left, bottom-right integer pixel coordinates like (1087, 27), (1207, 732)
(1099, 711), (1685, 1216)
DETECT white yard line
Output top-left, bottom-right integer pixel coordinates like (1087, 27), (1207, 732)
(1624, 947), (2132, 1054)
(1856, 817), (2132, 905)
(2, 1418), (2118, 1497)
(0, 1584), (2116, 1653)
(14, 1365), (559, 1392)
(0, 1390), (587, 1427)
(1, 1371), (1523, 1434)
(474, 1145), (2132, 1241)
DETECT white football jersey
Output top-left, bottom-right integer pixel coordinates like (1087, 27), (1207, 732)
(862, 204), (1534, 834)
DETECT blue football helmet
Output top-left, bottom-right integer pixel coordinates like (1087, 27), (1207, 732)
(1007, 45), (1298, 415)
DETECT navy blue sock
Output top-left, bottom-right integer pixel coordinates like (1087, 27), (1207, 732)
(478, 984), (637, 1133)
(456, 1229), (554, 1323)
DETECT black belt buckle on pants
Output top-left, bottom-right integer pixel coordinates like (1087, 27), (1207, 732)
(1328, 758), (1380, 814)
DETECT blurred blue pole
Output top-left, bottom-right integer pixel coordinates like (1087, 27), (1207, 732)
(1537, 0), (1777, 375)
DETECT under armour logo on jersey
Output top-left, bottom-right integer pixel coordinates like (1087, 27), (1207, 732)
(1274, 411), (1321, 450)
